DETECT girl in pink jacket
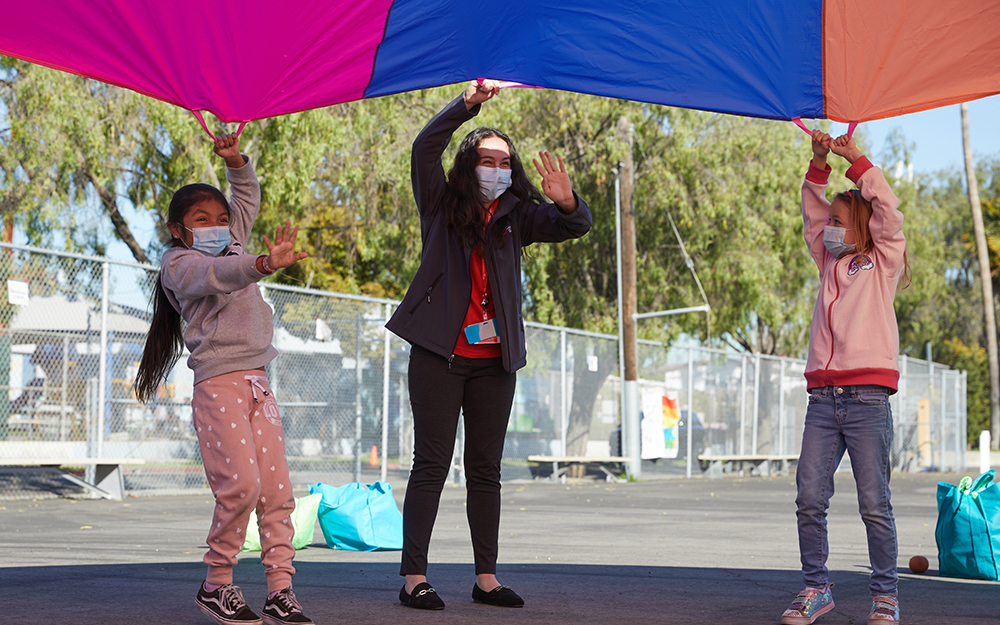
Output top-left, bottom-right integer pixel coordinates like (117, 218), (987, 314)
(782, 131), (908, 625)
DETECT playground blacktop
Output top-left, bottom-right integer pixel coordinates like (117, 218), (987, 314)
(1, 471), (998, 625)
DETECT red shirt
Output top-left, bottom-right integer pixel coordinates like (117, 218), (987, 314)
(453, 199), (502, 358)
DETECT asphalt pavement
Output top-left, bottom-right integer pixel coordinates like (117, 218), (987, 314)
(1, 471), (998, 625)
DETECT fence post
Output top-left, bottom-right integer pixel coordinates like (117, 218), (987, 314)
(60, 335), (69, 441)
(560, 329), (568, 456)
(85, 379), (95, 456)
(85, 378), (98, 485)
(353, 310), (363, 483)
(739, 355), (746, 456)
(962, 371), (968, 472)
(954, 371), (963, 473)
(925, 347), (936, 470)
(938, 366), (944, 470)
(684, 348), (693, 477)
(778, 359), (786, 455)
(752, 353), (760, 454)
(398, 375), (409, 471)
(97, 261), (109, 459)
(897, 355), (907, 471)
(381, 304), (391, 483)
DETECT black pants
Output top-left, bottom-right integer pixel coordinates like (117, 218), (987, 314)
(400, 345), (516, 576)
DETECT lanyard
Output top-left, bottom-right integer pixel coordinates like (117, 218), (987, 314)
(478, 200), (498, 318)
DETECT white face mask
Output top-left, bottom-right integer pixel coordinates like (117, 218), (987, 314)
(823, 225), (855, 257)
(476, 166), (512, 202)
(185, 225), (231, 256)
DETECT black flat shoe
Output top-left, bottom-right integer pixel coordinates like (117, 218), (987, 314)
(472, 583), (524, 608)
(399, 582), (445, 610)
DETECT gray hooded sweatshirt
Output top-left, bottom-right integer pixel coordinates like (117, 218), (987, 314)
(160, 159), (277, 384)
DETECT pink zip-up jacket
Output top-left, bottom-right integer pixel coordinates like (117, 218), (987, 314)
(802, 156), (906, 393)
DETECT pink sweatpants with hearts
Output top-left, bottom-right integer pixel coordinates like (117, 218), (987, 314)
(193, 370), (296, 592)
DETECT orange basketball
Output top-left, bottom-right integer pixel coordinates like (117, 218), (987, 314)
(909, 555), (929, 574)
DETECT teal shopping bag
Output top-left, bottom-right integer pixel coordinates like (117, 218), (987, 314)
(308, 481), (403, 551)
(935, 469), (1000, 581)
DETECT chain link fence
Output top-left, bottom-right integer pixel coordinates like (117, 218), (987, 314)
(0, 243), (967, 499)
(628, 343), (966, 478)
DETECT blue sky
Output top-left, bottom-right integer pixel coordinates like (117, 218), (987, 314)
(64, 93), (1000, 265)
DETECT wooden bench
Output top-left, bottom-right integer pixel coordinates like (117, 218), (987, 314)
(527, 455), (629, 483)
(697, 454), (799, 477)
(0, 458), (145, 500)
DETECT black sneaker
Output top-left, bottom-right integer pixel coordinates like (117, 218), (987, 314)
(261, 587), (314, 625)
(196, 583), (263, 625)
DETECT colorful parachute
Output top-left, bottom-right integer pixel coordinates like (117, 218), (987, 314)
(1, 0), (998, 125)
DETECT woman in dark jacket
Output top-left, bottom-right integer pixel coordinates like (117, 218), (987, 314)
(386, 80), (592, 610)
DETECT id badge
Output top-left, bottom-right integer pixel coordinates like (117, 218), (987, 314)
(464, 318), (499, 344)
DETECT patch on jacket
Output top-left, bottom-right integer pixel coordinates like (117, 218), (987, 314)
(847, 254), (874, 276)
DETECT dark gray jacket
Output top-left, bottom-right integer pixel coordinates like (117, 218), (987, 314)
(386, 95), (592, 373)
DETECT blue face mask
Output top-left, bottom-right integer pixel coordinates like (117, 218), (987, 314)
(476, 166), (512, 202)
(185, 225), (231, 256)
(823, 225), (855, 257)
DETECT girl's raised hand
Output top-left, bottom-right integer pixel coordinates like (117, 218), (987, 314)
(263, 221), (309, 270)
(464, 80), (501, 110)
(533, 151), (578, 212)
(213, 133), (245, 169)
(830, 134), (863, 164)
(811, 130), (831, 157)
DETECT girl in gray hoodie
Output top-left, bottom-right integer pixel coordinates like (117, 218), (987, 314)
(134, 134), (312, 625)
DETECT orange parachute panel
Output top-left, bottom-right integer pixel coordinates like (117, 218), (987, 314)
(824, 0), (1000, 122)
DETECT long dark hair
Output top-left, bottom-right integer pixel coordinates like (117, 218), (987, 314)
(444, 127), (544, 255)
(133, 184), (230, 403)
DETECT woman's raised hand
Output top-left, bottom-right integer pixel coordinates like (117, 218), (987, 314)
(533, 151), (577, 212)
(263, 220), (309, 270)
(464, 80), (501, 110)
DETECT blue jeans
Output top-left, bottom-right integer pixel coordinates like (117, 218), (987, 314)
(795, 385), (898, 596)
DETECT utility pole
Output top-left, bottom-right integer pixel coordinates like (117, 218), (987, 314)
(617, 116), (640, 477)
(962, 103), (1000, 448)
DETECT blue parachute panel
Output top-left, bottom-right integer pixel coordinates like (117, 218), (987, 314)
(366, 0), (824, 119)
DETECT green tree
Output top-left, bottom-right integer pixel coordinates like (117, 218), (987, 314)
(246, 91), (436, 297)
(5, 63), (996, 448)
(0, 57), (176, 260)
(942, 338), (989, 445)
(468, 90), (830, 355)
(876, 136), (994, 445)
(460, 89), (838, 454)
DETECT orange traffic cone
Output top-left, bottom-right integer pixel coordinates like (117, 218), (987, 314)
(369, 445), (379, 466)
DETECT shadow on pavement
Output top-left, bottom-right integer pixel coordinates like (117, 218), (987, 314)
(3, 560), (997, 625)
